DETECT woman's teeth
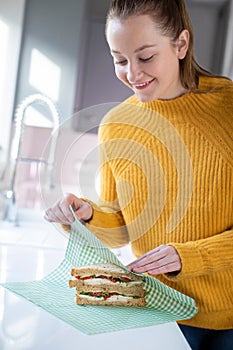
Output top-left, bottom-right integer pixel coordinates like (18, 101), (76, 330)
(134, 79), (154, 89)
(136, 82), (149, 87)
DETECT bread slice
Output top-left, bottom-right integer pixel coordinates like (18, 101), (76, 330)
(75, 294), (146, 307)
(70, 263), (143, 281)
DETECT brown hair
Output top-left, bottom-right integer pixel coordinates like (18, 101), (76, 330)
(106, 0), (212, 91)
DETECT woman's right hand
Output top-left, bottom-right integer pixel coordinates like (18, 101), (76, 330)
(44, 193), (93, 225)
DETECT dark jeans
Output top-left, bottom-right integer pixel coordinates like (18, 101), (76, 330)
(178, 324), (233, 350)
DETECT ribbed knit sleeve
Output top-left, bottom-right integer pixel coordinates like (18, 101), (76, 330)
(166, 227), (233, 280)
(84, 117), (129, 248)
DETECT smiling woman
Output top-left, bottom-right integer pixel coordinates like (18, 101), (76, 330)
(106, 14), (190, 101)
(44, 1), (233, 349)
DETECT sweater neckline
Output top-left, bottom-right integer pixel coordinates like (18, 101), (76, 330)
(128, 75), (231, 109)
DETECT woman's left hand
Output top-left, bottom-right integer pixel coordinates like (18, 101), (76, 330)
(127, 245), (182, 275)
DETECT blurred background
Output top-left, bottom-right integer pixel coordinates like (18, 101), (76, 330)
(0, 0), (233, 214)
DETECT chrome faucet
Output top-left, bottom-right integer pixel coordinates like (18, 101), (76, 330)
(0, 93), (60, 224)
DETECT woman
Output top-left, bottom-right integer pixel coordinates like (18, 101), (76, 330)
(44, 1), (233, 349)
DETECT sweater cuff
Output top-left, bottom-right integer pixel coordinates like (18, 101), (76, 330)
(81, 199), (126, 229)
(164, 242), (205, 281)
(61, 224), (71, 233)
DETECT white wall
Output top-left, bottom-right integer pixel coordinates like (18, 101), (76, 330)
(0, 0), (25, 167)
(222, 0), (233, 79)
(186, 0), (233, 77)
(14, 0), (86, 127)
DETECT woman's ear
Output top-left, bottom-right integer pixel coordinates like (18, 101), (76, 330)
(177, 29), (189, 59)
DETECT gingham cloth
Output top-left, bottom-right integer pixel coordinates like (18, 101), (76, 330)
(0, 213), (197, 335)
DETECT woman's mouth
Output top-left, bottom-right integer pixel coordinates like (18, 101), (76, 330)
(132, 78), (155, 90)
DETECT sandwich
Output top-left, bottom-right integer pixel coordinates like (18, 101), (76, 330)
(69, 263), (146, 306)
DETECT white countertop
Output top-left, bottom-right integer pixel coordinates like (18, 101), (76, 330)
(0, 209), (191, 350)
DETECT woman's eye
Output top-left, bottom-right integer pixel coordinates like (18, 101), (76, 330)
(114, 59), (127, 66)
(139, 55), (154, 62)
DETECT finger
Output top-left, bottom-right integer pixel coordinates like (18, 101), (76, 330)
(63, 194), (92, 222)
(131, 255), (180, 273)
(44, 207), (70, 225)
(44, 211), (53, 222)
(75, 202), (93, 221)
(127, 249), (158, 269)
(128, 246), (181, 273)
(128, 255), (168, 273)
(59, 199), (76, 222)
(127, 246), (166, 270)
(147, 261), (182, 275)
(44, 202), (73, 224)
(137, 245), (177, 267)
(44, 207), (60, 223)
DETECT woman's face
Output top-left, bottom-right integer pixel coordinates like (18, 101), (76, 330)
(106, 15), (188, 102)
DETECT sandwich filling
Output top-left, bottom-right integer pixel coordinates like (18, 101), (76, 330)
(78, 291), (140, 301)
(75, 274), (132, 283)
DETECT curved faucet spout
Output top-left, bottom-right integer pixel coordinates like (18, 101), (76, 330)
(12, 94), (60, 168)
(0, 93), (60, 223)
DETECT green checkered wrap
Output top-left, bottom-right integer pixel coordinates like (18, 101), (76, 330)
(0, 214), (197, 335)
(67, 214), (197, 319)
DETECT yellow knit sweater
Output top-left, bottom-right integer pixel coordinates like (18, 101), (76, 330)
(66, 76), (233, 329)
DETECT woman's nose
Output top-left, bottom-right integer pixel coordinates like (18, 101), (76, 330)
(127, 62), (143, 83)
